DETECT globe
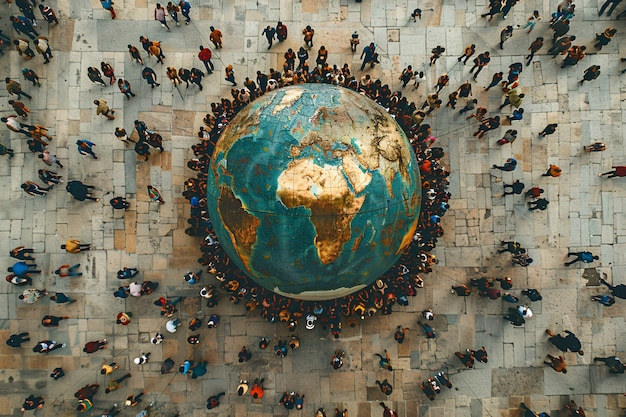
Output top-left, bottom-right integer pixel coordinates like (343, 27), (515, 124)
(206, 84), (421, 300)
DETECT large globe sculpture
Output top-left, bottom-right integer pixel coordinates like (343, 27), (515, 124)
(206, 84), (421, 300)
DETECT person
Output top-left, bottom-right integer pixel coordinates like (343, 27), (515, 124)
(545, 354), (567, 373)
(147, 185), (165, 203)
(237, 379), (249, 396)
(426, 45), (447, 66)
(259, 337), (269, 350)
(599, 166), (626, 178)
(502, 180), (524, 195)
(19, 288), (47, 304)
(6, 332), (30, 348)
(9, 99), (30, 119)
(76, 139), (98, 158)
(503, 307), (525, 326)
(94, 99), (115, 120)
(101, 362), (119, 375)
(539, 123), (558, 137)
(21, 395), (45, 412)
(42, 315), (70, 327)
(35, 36), (52, 63)
(499, 25), (514, 49)
(593, 356), (625, 373)
(198, 46), (214, 74)
(87, 67), (107, 86)
(102, 404), (121, 417)
(225, 64), (236, 86)
(376, 379), (393, 395)
(458, 44), (475, 64)
(564, 251), (599, 266)
(528, 198), (549, 211)
(128, 45), (144, 65)
(50, 367), (64, 380)
(302, 25), (315, 48)
(142, 67), (160, 88)
(6, 77), (32, 100)
(206, 392), (225, 409)
(238, 346), (252, 362)
(498, 129), (517, 145)
(83, 339), (107, 353)
(10, 246), (35, 261)
(190, 360), (208, 378)
(579, 65), (601, 85)
(469, 347), (488, 363)
(100, 0), (116, 18)
(179, 0), (191, 24)
(117, 312), (132, 325)
(209, 26), (223, 49)
(105, 373), (131, 393)
(469, 51), (490, 79)
(520, 402), (549, 417)
(375, 350), (393, 371)
(583, 142), (606, 152)
(451, 284), (471, 296)
(134, 352), (150, 365)
(250, 378), (265, 398)
(394, 325), (407, 343)
(154, 3), (170, 31)
(66, 180), (99, 202)
(492, 157), (517, 172)
(167, 2), (180, 25)
(591, 294), (615, 306)
(274, 339), (288, 357)
(39, 4), (59, 24)
(118, 78), (136, 99)
(184, 270), (201, 284)
(38, 169), (62, 186)
(262, 25), (276, 49)
(125, 391), (145, 407)
(276, 21), (287, 41)
(160, 357), (175, 374)
(21, 181), (51, 196)
(411, 8), (422, 21)
(50, 292), (76, 303)
(455, 350), (475, 368)
(380, 402), (399, 417)
(599, 278), (626, 299)
(545, 329), (584, 355)
(33, 340), (65, 353)
(330, 350), (344, 369)
(541, 164), (562, 177)
(110, 196), (131, 209)
(595, 27), (617, 49)
(152, 333), (164, 344)
(166, 318), (181, 332)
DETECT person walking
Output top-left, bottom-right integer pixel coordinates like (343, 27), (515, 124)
(469, 51), (490, 79)
(541, 164), (562, 177)
(154, 3), (170, 31)
(34, 36), (52, 63)
(76, 139), (98, 158)
(374, 350), (393, 371)
(498, 89), (524, 110)
(11, 15), (38, 40)
(100, 0), (116, 18)
(9, 99), (30, 118)
(545, 329), (584, 355)
(142, 66), (160, 88)
(166, 2), (180, 25)
(179, 0), (191, 24)
(61, 239), (91, 253)
(276, 21), (288, 41)
(429, 45), (445, 66)
(50, 292), (75, 303)
(499, 25), (514, 49)
(42, 315), (70, 327)
(83, 339), (107, 353)
(593, 356), (625, 373)
(302, 25), (315, 48)
(538, 123), (558, 137)
(594, 27), (617, 49)
(54, 264), (82, 277)
(526, 37), (543, 66)
(578, 65), (601, 86)
(6, 332), (30, 347)
(206, 25), (223, 49)
(128, 45), (144, 65)
(39, 4), (59, 25)
(599, 278), (626, 299)
(198, 46), (214, 74)
(503, 180), (524, 195)
(528, 198), (549, 211)
(376, 379), (393, 395)
(21, 181), (51, 196)
(360, 43), (378, 70)
(458, 44), (476, 64)
(6, 78), (32, 100)
(545, 353), (568, 373)
(522, 10), (541, 32)
(225, 64), (237, 86)
(117, 78), (136, 99)
(564, 251), (598, 266)
(599, 165), (626, 178)
(492, 157), (517, 172)
(262, 25), (276, 50)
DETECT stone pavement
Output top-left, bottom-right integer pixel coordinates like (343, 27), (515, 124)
(1, 0), (626, 416)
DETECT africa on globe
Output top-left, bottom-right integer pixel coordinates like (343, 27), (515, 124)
(206, 84), (421, 300)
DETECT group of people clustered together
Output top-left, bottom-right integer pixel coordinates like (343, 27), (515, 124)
(4, 0), (626, 416)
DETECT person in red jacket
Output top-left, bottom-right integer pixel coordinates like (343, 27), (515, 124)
(599, 166), (626, 178)
(198, 45), (214, 74)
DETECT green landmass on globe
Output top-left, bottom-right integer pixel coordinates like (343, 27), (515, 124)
(206, 84), (421, 300)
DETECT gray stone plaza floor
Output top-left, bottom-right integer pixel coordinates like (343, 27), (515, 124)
(1, 0), (626, 416)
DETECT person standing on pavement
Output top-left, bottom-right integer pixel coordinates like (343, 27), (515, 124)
(14, 39), (35, 59)
(34, 36), (52, 63)
(128, 44), (144, 65)
(100, 0), (116, 19)
(9, 99), (30, 118)
(94, 99), (115, 120)
(429, 45), (445, 66)
(541, 164), (562, 177)
(262, 25), (276, 50)
(499, 25), (514, 49)
(6, 332), (30, 347)
(42, 315), (70, 327)
(469, 51), (490, 79)
(154, 3), (170, 31)
(21, 181), (51, 196)
(458, 44), (475, 64)
(77, 139), (98, 158)
(360, 43), (378, 70)
(527, 198), (549, 211)
(11, 15), (39, 40)
(545, 329), (584, 355)
(142, 66), (160, 88)
(564, 251), (599, 266)
(302, 25), (315, 48)
(6, 78), (32, 100)
(209, 26), (223, 49)
(276, 21), (288, 42)
(198, 46), (214, 74)
(539, 123), (558, 137)
(100, 62), (115, 84)
(117, 78), (136, 99)
(579, 65), (601, 85)
(526, 37), (543, 66)
(166, 2), (180, 25)
(54, 264), (83, 277)
(179, 0), (191, 24)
